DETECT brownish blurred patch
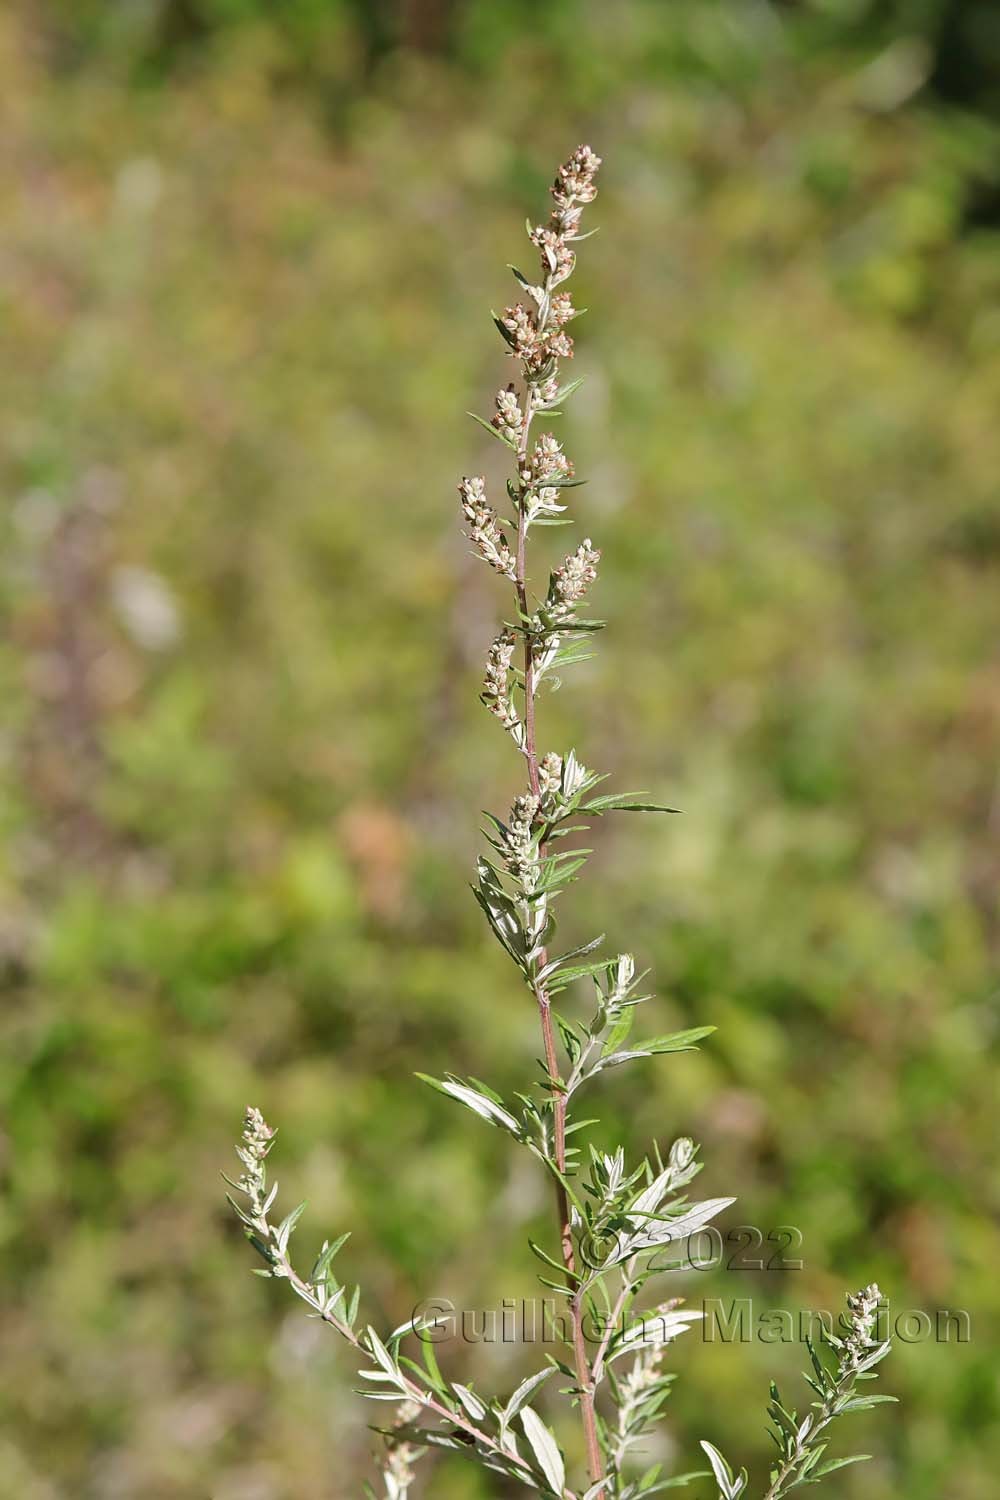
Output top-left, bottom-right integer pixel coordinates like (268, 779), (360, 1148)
(338, 800), (412, 923)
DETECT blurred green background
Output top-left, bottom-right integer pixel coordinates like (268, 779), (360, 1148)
(2, 2), (998, 1496)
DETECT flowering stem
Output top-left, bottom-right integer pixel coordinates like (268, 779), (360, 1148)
(761, 1285), (890, 1500)
(229, 1111), (546, 1489)
(513, 287), (606, 1500)
(515, 385), (541, 803)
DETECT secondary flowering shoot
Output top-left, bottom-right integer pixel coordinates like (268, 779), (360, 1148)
(458, 474), (515, 580)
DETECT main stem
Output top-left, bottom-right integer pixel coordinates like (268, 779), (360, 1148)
(515, 384), (605, 1498)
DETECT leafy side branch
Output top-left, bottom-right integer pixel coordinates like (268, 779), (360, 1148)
(225, 147), (897, 1500)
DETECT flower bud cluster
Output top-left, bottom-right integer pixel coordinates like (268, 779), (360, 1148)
(553, 144), (602, 217)
(481, 631), (522, 742)
(500, 302), (572, 376)
(458, 475), (515, 580)
(499, 303), (541, 360)
(236, 1106), (275, 1209)
(844, 1283), (883, 1369)
(538, 751), (563, 801)
(504, 792), (541, 890)
(383, 1441), (418, 1497)
(550, 539), (601, 616)
(521, 433), (573, 487)
(492, 384), (524, 443)
(529, 225), (576, 286)
(550, 291), (578, 327)
(498, 146), (600, 386)
(523, 485), (565, 526)
(525, 144), (602, 294)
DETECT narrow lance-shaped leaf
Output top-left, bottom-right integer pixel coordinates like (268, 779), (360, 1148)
(520, 1406), (566, 1494)
(416, 1074), (523, 1136)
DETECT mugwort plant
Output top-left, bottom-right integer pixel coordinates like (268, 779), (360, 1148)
(225, 147), (896, 1499)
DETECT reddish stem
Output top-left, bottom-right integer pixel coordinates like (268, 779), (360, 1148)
(515, 382), (605, 1497)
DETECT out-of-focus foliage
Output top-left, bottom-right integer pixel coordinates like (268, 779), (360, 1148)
(31, 0), (1000, 130)
(0, 3), (997, 1497)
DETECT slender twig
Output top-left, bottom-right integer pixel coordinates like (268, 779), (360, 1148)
(590, 1266), (635, 1386)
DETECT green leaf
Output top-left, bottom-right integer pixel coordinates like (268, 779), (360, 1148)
(699, 1441), (746, 1499)
(508, 264), (541, 294)
(452, 1383), (487, 1420)
(580, 793), (680, 815)
(640, 1472), (709, 1492)
(528, 1238), (579, 1282)
(555, 1014), (583, 1065)
(492, 312), (517, 347)
(416, 1074), (522, 1135)
(633, 1026), (716, 1055)
(310, 1231), (350, 1284)
(275, 1201), (306, 1253)
(520, 1406), (565, 1494)
(502, 1367), (555, 1429)
(839, 1394), (899, 1411)
(809, 1454), (872, 1479)
(364, 1326), (399, 1378)
(601, 1011), (635, 1055)
(547, 959), (614, 994)
(538, 936), (605, 984)
(467, 410), (516, 448)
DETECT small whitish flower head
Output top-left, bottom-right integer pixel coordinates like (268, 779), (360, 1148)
(546, 328), (574, 361)
(460, 473), (487, 506)
(617, 1303), (689, 1406)
(492, 383), (524, 442)
(500, 303), (541, 360)
(549, 292), (577, 327)
(483, 629), (516, 696)
(554, 204), (583, 239)
(501, 301), (572, 375)
(529, 224), (576, 283)
(481, 631), (522, 739)
(458, 475), (516, 580)
(523, 486), (566, 525)
(551, 538), (600, 609)
(538, 751), (563, 800)
(242, 1106), (274, 1156)
(510, 792), (539, 833)
(535, 375), (560, 406)
(522, 432), (573, 486)
(384, 1441), (418, 1497)
(553, 144), (602, 206)
(844, 1283), (884, 1366)
(236, 1106), (275, 1198)
(847, 1283), (882, 1329)
(504, 792), (541, 888)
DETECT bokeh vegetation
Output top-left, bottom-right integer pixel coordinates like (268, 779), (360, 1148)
(2, 3), (998, 1496)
